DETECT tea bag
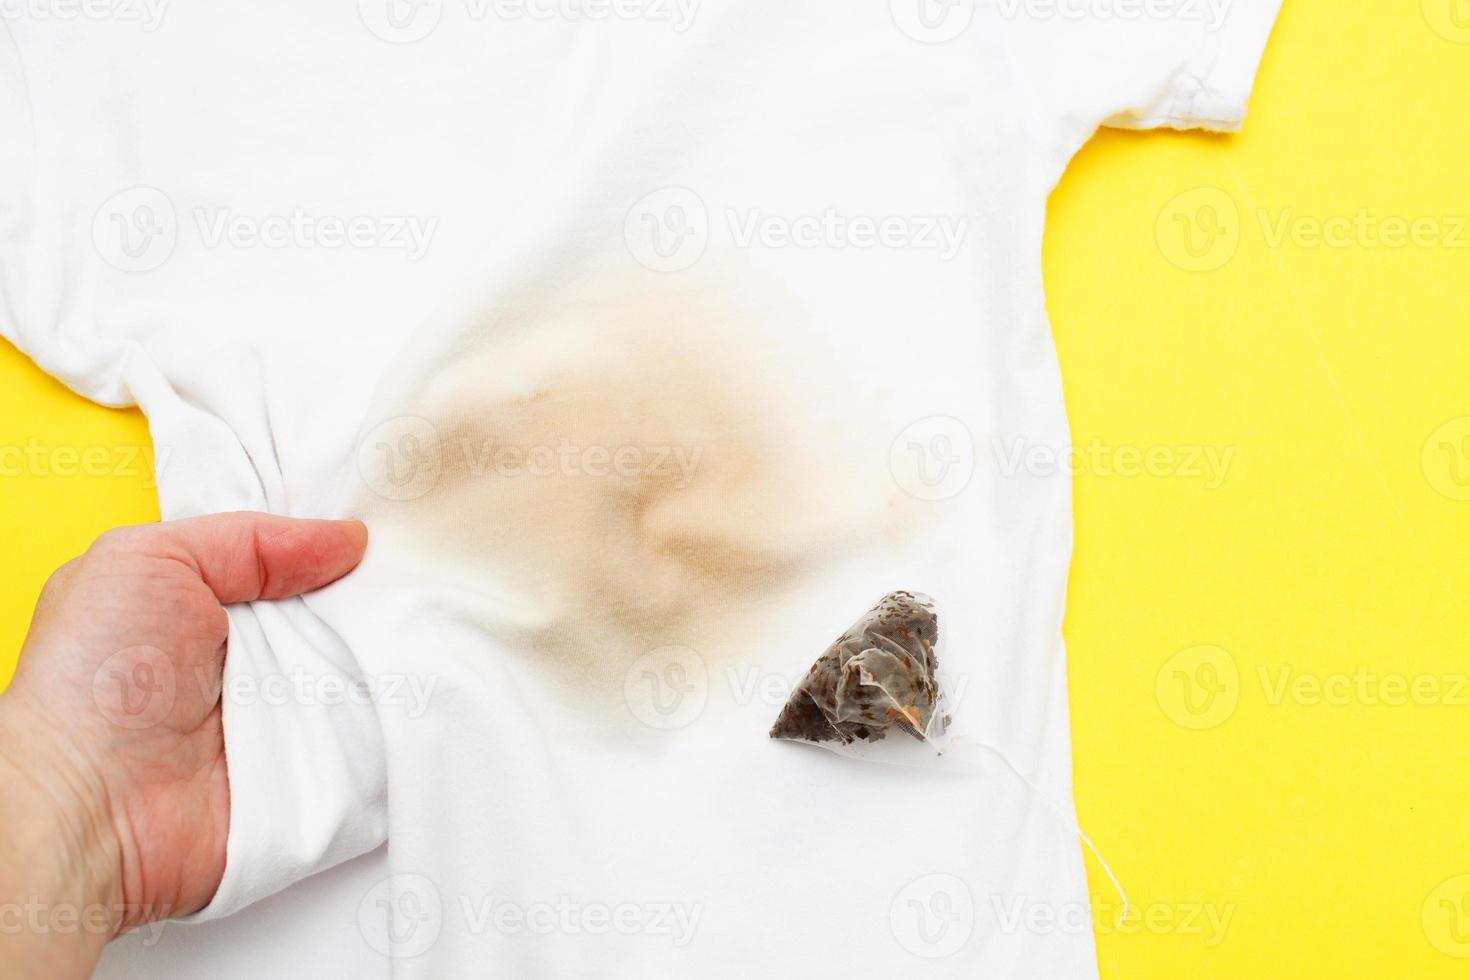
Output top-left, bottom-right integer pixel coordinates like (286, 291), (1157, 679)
(767, 593), (1133, 923)
(770, 591), (951, 755)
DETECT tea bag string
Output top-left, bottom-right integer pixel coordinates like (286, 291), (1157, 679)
(952, 735), (1129, 929)
(857, 664), (1129, 927)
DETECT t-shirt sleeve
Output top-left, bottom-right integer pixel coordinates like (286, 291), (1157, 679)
(0, 21), (34, 355)
(1006, 0), (1283, 136)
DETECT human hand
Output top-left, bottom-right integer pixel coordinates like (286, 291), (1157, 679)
(0, 512), (368, 979)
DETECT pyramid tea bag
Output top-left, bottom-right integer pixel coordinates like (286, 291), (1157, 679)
(766, 594), (1132, 917)
(770, 591), (952, 756)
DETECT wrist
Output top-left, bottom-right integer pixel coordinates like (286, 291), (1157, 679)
(0, 695), (124, 978)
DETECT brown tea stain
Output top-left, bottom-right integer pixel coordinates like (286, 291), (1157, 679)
(355, 263), (919, 706)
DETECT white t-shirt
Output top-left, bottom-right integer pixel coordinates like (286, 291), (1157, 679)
(0, 2), (1280, 977)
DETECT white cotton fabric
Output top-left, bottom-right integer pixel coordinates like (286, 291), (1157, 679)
(0, 2), (1279, 977)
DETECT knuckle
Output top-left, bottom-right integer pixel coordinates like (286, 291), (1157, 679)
(87, 524), (151, 557)
(37, 557), (81, 603)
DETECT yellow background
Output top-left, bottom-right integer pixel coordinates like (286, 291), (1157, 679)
(2, 1), (1468, 975)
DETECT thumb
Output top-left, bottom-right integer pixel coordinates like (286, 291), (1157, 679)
(130, 511), (369, 605)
